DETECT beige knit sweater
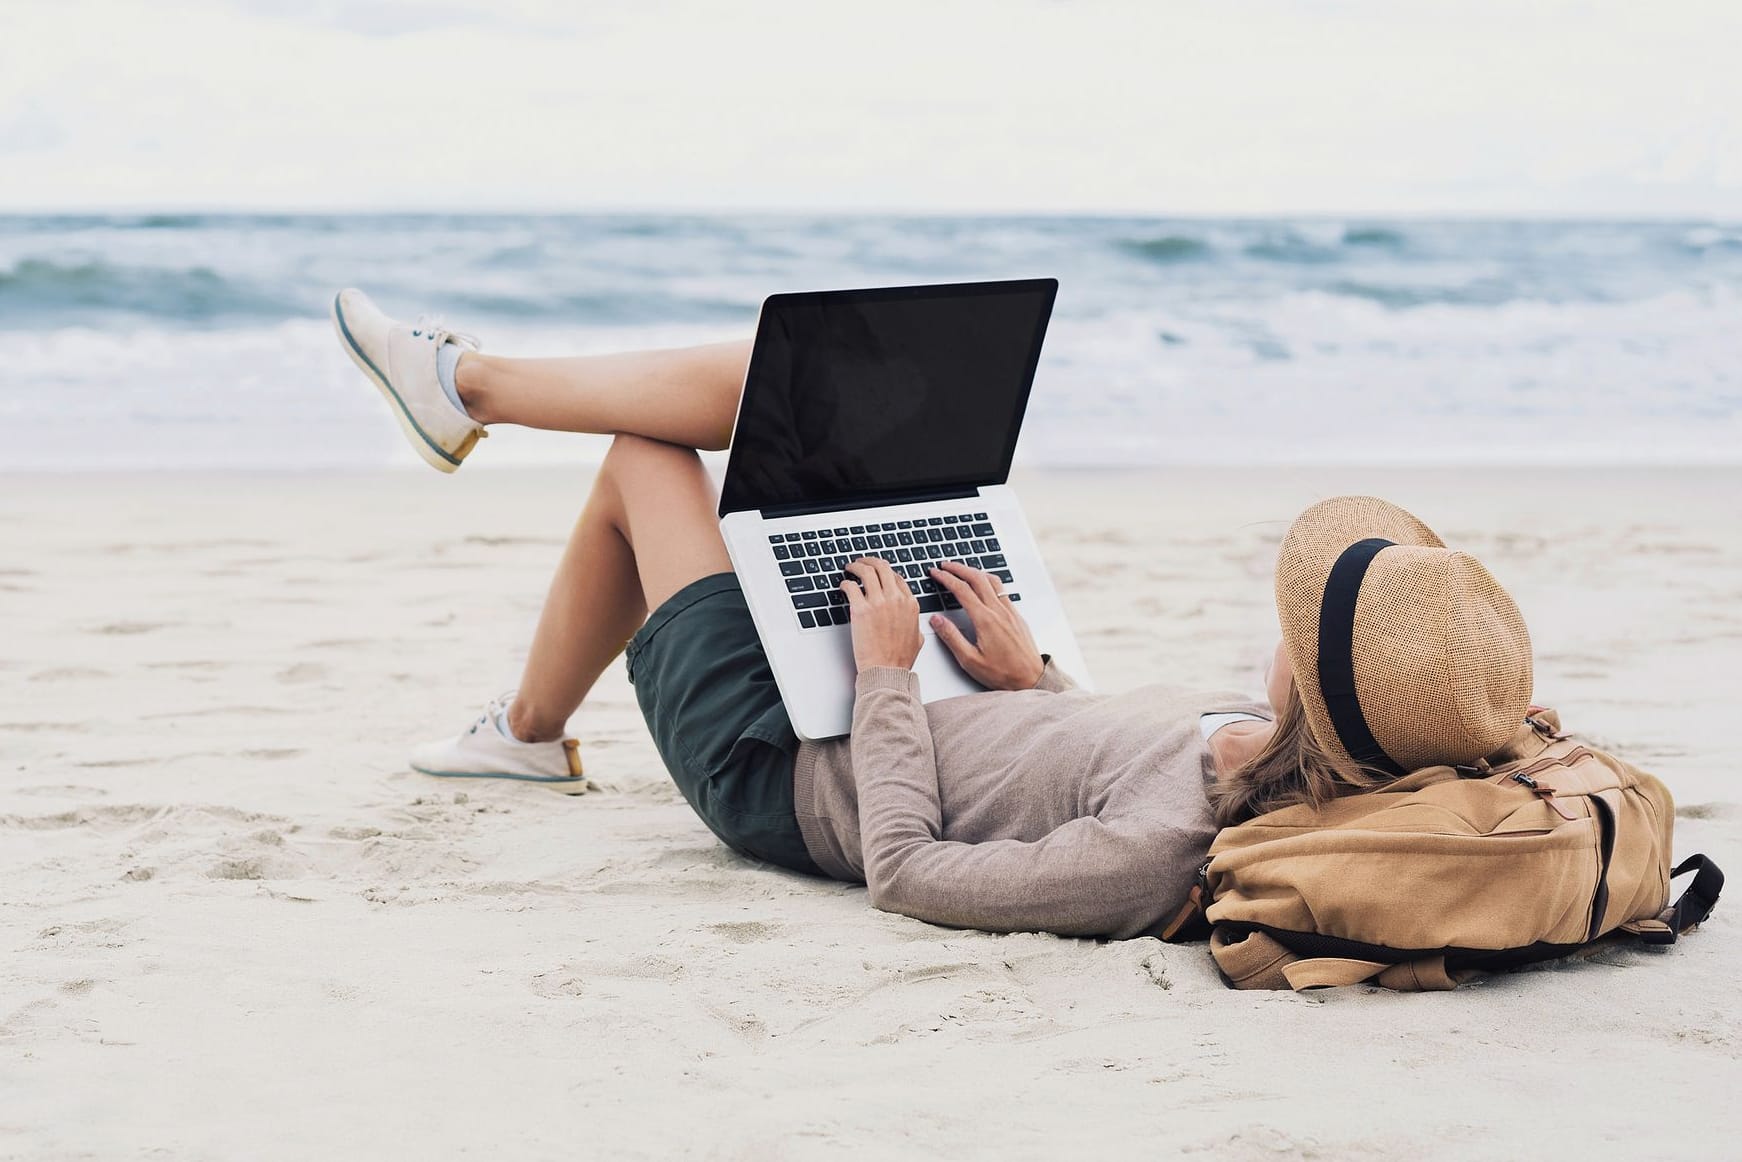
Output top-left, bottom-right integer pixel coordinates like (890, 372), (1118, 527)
(792, 662), (1271, 939)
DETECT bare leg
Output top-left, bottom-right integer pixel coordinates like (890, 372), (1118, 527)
(507, 434), (733, 742)
(455, 340), (750, 451)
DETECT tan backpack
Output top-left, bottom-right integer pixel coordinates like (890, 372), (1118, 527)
(1164, 708), (1723, 991)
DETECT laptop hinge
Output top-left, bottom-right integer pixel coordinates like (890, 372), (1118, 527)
(759, 485), (981, 521)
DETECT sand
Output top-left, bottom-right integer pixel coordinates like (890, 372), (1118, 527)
(3, 465), (1739, 1160)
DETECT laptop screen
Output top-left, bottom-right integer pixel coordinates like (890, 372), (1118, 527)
(718, 279), (1057, 516)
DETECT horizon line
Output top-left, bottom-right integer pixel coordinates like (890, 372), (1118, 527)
(2, 204), (1740, 224)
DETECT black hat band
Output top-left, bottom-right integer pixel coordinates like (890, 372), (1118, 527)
(1316, 537), (1407, 777)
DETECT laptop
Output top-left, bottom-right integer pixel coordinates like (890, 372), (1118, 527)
(718, 278), (1094, 741)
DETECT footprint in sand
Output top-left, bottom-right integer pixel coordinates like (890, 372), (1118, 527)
(1676, 802), (1736, 821)
(0, 720), (89, 734)
(15, 783), (111, 797)
(205, 851), (292, 881)
(31, 918), (130, 952)
(2, 803), (163, 832)
(529, 970), (588, 999)
(708, 920), (784, 944)
(406, 560), (487, 571)
(463, 534), (565, 548)
(143, 705), (296, 720)
(74, 755), (201, 769)
(28, 666), (112, 682)
(200, 850), (278, 885)
(275, 662), (328, 685)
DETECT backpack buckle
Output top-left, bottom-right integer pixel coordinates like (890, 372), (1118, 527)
(1160, 884), (1210, 943)
(1525, 715), (1565, 739)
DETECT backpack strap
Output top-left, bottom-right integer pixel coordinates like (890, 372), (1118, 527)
(1208, 927), (1299, 989)
(1283, 956), (1465, 992)
(1628, 855), (1725, 945)
(1160, 884), (1211, 943)
(1282, 957), (1391, 990)
(1670, 855), (1724, 932)
(1209, 928), (1468, 992)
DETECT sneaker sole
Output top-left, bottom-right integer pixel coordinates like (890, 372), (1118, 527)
(330, 293), (479, 474)
(410, 764), (591, 795)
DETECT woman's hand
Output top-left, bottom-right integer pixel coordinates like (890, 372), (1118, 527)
(842, 557), (923, 672)
(927, 562), (1045, 690)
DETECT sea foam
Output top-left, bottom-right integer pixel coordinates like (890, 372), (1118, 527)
(3, 213), (1738, 469)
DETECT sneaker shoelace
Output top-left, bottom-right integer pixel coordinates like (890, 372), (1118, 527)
(410, 314), (481, 352)
(468, 692), (524, 742)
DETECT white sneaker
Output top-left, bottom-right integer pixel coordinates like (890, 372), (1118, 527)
(331, 287), (486, 473)
(408, 695), (588, 794)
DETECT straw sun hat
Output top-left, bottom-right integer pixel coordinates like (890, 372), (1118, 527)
(1275, 496), (1533, 775)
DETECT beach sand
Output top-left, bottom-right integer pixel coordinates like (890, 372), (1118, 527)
(4, 465), (1738, 1159)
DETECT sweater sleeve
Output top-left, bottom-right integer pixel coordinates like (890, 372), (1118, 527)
(1033, 656), (1076, 693)
(849, 666), (1179, 939)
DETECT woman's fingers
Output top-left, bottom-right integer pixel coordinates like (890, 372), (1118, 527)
(928, 564), (979, 607)
(840, 571), (866, 607)
(845, 557), (885, 596)
(842, 558), (925, 673)
(956, 560), (1003, 604)
(929, 612), (983, 665)
(874, 557), (909, 598)
(918, 561), (1043, 690)
(849, 556), (915, 603)
(935, 561), (1000, 606)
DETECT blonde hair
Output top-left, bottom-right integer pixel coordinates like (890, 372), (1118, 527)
(1210, 681), (1386, 826)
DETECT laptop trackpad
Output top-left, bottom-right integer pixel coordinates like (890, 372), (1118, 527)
(912, 615), (988, 701)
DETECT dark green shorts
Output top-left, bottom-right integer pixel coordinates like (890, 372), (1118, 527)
(625, 572), (823, 877)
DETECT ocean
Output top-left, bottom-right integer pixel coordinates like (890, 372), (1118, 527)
(3, 213), (1739, 471)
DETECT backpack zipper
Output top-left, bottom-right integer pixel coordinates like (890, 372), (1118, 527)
(1508, 746), (1595, 786)
(1504, 747), (1594, 820)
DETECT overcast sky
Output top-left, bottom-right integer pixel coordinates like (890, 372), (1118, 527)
(2, 0), (1738, 216)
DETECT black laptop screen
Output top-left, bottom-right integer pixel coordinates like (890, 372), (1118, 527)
(717, 279), (1057, 516)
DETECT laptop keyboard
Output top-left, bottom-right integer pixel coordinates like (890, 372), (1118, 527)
(769, 510), (1020, 631)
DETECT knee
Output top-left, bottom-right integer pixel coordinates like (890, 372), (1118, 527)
(605, 432), (660, 459)
(602, 432), (697, 473)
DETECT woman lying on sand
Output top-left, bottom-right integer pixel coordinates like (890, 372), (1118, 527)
(330, 288), (1534, 939)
